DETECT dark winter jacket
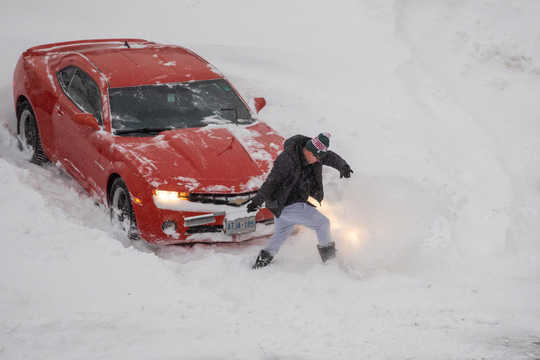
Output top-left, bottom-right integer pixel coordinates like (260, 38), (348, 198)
(252, 135), (349, 217)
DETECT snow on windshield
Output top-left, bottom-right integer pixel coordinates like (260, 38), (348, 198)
(109, 79), (253, 133)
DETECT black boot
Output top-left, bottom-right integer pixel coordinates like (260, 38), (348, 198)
(317, 242), (336, 263)
(252, 249), (273, 269)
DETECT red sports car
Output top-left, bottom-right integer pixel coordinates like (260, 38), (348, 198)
(13, 38), (283, 245)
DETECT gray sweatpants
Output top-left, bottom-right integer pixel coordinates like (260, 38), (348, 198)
(264, 202), (332, 256)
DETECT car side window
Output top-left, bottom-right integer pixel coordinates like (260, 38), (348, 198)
(57, 66), (103, 125)
(57, 66), (77, 90)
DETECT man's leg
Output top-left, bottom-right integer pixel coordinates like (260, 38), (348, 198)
(283, 203), (335, 262)
(253, 205), (298, 268)
(256, 203), (332, 266)
(267, 203), (332, 248)
(263, 207), (296, 256)
(291, 203), (332, 247)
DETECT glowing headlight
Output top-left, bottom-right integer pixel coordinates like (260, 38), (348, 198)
(153, 190), (189, 204)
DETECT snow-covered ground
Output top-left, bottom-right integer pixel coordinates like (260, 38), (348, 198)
(1, 1), (539, 358)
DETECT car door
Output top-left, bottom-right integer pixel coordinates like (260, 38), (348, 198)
(53, 64), (108, 198)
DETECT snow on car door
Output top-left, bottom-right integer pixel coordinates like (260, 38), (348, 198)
(53, 65), (106, 198)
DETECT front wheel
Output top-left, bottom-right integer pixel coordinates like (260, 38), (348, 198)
(109, 178), (139, 240)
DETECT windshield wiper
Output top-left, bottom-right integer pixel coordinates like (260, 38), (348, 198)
(220, 108), (238, 123)
(114, 127), (172, 136)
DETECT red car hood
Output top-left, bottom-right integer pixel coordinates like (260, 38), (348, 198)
(111, 122), (283, 193)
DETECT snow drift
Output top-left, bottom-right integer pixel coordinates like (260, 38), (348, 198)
(0, 0), (539, 359)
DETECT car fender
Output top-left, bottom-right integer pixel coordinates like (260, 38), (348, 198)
(107, 145), (155, 206)
(14, 52), (64, 160)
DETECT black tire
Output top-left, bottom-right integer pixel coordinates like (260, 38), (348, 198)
(109, 177), (139, 240)
(18, 103), (49, 165)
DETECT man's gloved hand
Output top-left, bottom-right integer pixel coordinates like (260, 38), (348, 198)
(340, 164), (353, 178)
(246, 197), (263, 213)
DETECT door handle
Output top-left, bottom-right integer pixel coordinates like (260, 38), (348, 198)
(56, 106), (65, 116)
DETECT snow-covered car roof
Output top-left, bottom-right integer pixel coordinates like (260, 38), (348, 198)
(25, 38), (222, 88)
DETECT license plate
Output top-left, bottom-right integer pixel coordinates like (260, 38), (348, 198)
(224, 216), (256, 235)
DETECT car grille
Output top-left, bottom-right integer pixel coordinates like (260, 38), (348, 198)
(186, 225), (223, 234)
(188, 191), (258, 207)
(186, 219), (274, 234)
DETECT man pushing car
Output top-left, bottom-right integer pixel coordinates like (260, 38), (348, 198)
(246, 133), (353, 269)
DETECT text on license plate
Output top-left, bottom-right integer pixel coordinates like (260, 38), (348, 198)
(224, 216), (256, 235)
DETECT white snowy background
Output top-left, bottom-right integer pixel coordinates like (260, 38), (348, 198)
(1, 0), (539, 359)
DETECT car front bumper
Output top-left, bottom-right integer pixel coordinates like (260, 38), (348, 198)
(134, 201), (275, 245)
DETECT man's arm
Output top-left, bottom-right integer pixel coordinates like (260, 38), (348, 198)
(250, 153), (292, 208)
(321, 150), (353, 178)
(321, 150), (347, 171)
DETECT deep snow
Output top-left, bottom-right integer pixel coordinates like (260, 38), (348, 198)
(1, 0), (539, 359)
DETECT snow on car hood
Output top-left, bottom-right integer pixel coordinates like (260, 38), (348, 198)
(111, 122), (283, 193)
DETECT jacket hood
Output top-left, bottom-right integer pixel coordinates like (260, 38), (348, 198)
(283, 134), (310, 152)
(283, 134), (311, 165)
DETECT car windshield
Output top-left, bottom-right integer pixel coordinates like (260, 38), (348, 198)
(109, 79), (253, 135)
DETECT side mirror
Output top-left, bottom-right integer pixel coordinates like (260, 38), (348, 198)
(73, 113), (99, 131)
(254, 97), (266, 114)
